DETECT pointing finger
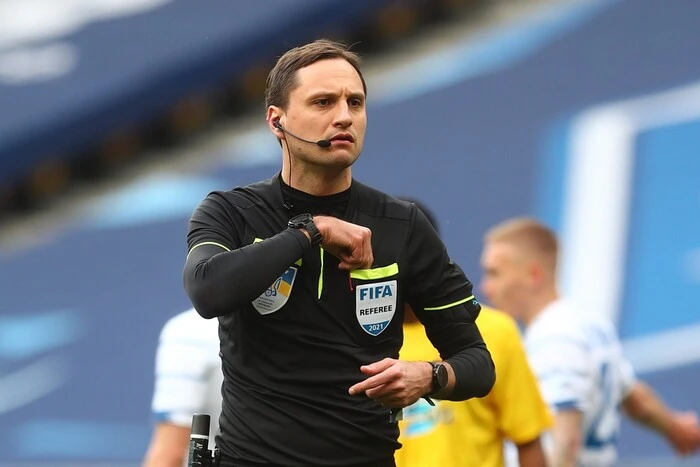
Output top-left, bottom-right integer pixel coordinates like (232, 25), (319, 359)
(361, 358), (395, 375)
(348, 359), (397, 396)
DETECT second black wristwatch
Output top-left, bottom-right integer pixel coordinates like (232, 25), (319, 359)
(288, 213), (323, 246)
(428, 361), (448, 396)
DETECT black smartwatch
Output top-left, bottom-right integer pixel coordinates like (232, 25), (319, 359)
(288, 213), (323, 246)
(428, 361), (448, 396)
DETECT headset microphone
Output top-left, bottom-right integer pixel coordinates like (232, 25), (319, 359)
(274, 121), (331, 148)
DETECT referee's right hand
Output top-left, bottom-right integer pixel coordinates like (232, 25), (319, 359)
(313, 216), (373, 270)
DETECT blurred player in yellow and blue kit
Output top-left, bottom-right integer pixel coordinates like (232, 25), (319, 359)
(395, 199), (552, 467)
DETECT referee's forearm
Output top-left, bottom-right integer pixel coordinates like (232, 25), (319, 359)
(184, 229), (311, 318)
(424, 316), (496, 400)
(444, 344), (495, 400)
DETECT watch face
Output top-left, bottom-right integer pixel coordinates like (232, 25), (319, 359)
(288, 213), (322, 246)
(436, 364), (448, 389)
(289, 213), (312, 228)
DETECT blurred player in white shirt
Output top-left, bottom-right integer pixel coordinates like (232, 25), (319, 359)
(480, 218), (700, 467)
(525, 298), (634, 466)
(143, 308), (222, 467)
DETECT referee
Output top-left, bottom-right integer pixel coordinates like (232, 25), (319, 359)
(183, 38), (495, 467)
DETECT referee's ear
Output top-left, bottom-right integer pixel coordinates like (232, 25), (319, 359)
(267, 107), (283, 132)
(266, 107), (284, 146)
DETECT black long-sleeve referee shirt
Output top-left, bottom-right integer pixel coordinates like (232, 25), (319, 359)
(183, 173), (494, 466)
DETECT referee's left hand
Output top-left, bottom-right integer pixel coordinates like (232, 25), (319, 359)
(348, 358), (432, 408)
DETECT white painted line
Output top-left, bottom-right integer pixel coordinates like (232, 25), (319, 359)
(561, 80), (700, 327)
(0, 356), (70, 414)
(623, 323), (700, 375)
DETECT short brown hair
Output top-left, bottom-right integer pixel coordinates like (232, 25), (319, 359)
(264, 38), (367, 110)
(484, 218), (558, 271)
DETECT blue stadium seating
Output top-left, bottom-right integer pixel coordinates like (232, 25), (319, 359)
(0, 0), (430, 191)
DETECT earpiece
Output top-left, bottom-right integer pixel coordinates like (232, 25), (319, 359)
(273, 120), (282, 130)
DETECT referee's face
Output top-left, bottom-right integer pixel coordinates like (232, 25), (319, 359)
(284, 58), (367, 169)
(480, 241), (531, 321)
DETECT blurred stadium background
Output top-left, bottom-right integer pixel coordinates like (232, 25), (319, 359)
(1, 0), (699, 465)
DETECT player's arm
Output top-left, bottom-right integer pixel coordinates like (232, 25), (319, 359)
(529, 333), (592, 467)
(184, 194), (313, 318)
(142, 424), (190, 467)
(143, 315), (217, 466)
(622, 380), (700, 456)
(551, 409), (583, 467)
(517, 437), (548, 467)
